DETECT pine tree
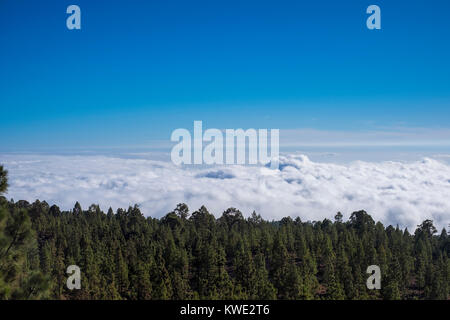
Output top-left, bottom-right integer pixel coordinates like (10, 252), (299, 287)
(253, 253), (276, 299)
(0, 166), (7, 194)
(0, 165), (49, 299)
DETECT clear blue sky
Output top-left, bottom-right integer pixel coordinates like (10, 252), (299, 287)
(1, 0), (449, 150)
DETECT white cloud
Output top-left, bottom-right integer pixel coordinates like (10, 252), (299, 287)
(0, 153), (449, 231)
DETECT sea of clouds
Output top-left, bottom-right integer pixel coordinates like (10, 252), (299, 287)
(0, 153), (449, 231)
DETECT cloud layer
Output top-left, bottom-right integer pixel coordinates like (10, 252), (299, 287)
(0, 153), (449, 230)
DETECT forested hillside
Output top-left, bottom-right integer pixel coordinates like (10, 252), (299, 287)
(0, 166), (449, 300)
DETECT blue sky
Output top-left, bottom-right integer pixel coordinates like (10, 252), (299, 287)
(1, 0), (449, 150)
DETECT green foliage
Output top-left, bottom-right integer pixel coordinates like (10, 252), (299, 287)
(3, 200), (445, 300)
(0, 166), (8, 194)
(0, 167), (49, 299)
